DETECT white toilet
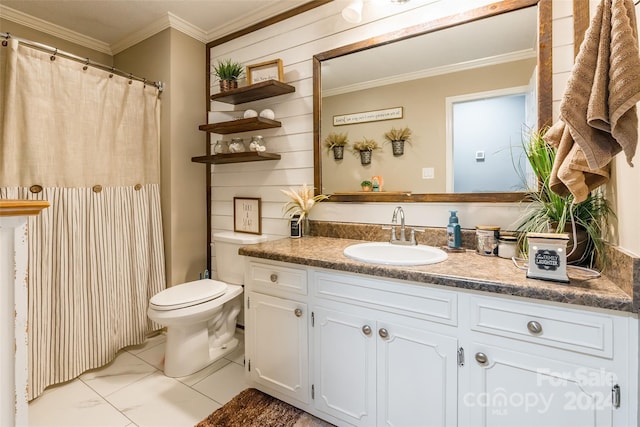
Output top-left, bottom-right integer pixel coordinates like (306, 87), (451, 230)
(147, 231), (266, 377)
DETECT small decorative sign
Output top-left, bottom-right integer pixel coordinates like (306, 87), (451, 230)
(333, 107), (403, 126)
(246, 59), (284, 84)
(234, 197), (262, 235)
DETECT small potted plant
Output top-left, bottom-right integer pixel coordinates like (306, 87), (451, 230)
(324, 132), (349, 160)
(360, 180), (372, 192)
(213, 58), (244, 92)
(383, 126), (412, 156)
(352, 138), (380, 165)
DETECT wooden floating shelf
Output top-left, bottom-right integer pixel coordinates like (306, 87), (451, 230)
(198, 117), (281, 135)
(191, 152), (281, 164)
(210, 80), (295, 104)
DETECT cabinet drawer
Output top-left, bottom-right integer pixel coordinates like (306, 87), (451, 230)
(247, 261), (307, 295)
(314, 271), (457, 326)
(469, 296), (613, 358)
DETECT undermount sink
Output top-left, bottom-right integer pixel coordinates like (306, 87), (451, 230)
(343, 242), (448, 266)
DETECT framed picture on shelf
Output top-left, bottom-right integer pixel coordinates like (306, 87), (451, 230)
(233, 197), (262, 235)
(246, 59), (284, 84)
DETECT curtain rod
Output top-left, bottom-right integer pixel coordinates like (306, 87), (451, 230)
(1, 32), (164, 92)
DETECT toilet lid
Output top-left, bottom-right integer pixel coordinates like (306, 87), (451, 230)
(150, 279), (228, 311)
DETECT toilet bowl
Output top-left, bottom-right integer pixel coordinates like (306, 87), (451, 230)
(147, 231), (266, 377)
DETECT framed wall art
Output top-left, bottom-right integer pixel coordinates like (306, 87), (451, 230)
(233, 197), (262, 235)
(246, 59), (284, 84)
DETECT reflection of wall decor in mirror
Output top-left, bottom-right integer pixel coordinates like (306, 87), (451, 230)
(246, 59), (284, 84)
(313, 0), (552, 203)
(233, 197), (262, 235)
(333, 107), (403, 126)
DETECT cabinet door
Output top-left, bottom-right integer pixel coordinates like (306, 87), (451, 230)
(377, 321), (458, 427)
(247, 292), (308, 404)
(464, 344), (613, 427)
(313, 307), (376, 426)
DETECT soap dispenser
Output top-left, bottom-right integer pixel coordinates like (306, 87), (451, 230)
(447, 210), (462, 249)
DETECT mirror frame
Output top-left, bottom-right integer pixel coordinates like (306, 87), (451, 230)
(313, 0), (551, 202)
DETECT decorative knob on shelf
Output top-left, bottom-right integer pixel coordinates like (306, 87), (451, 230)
(475, 352), (488, 366)
(362, 325), (372, 336)
(294, 308), (302, 318)
(378, 328), (389, 339)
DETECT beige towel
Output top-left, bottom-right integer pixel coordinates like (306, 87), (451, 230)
(544, 0), (640, 202)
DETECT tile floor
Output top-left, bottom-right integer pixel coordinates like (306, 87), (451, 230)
(28, 331), (249, 427)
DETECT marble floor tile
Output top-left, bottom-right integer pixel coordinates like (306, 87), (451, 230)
(175, 357), (231, 387)
(80, 351), (157, 397)
(105, 371), (220, 427)
(125, 332), (166, 355)
(192, 362), (249, 405)
(133, 339), (166, 371)
(29, 379), (132, 427)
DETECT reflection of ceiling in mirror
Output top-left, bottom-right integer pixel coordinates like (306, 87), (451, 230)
(321, 6), (537, 95)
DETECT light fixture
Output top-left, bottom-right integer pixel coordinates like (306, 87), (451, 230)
(342, 0), (363, 23)
(389, 0), (410, 3)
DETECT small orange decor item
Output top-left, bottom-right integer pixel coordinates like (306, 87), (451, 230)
(371, 176), (384, 191)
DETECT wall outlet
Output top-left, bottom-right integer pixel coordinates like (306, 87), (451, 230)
(475, 150), (485, 161)
(422, 167), (434, 179)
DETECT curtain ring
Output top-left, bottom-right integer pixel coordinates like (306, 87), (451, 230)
(128, 73), (133, 85)
(134, 184), (142, 191)
(142, 78), (147, 88)
(92, 185), (103, 193)
(50, 48), (57, 61)
(109, 67), (114, 78)
(29, 184), (43, 194)
(1, 39), (7, 47)
(83, 58), (89, 71)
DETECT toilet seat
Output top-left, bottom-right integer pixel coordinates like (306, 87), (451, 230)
(149, 279), (228, 311)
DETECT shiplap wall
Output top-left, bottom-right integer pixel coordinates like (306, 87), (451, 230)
(207, 0), (640, 270)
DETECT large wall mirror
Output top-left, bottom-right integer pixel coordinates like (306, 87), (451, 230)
(313, 0), (551, 202)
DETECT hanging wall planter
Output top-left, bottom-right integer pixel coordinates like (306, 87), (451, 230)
(352, 138), (380, 166)
(391, 140), (405, 156)
(359, 150), (372, 165)
(324, 132), (349, 161)
(384, 126), (412, 157)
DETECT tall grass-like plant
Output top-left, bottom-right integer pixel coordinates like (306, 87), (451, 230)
(515, 129), (613, 268)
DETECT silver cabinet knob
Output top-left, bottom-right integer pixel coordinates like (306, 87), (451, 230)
(475, 352), (488, 366)
(378, 328), (389, 339)
(270, 273), (278, 283)
(527, 320), (543, 334)
(362, 325), (372, 336)
(294, 308), (302, 317)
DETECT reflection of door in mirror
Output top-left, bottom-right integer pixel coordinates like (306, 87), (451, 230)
(321, 57), (536, 195)
(446, 84), (536, 193)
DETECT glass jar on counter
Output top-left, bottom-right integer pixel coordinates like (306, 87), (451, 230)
(475, 225), (500, 256)
(498, 234), (518, 259)
(249, 135), (266, 152)
(228, 138), (245, 153)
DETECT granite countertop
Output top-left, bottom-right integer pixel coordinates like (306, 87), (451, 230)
(239, 236), (635, 313)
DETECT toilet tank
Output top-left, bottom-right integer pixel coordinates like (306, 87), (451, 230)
(213, 231), (267, 285)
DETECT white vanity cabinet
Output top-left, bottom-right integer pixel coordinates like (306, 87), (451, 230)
(242, 257), (638, 427)
(459, 294), (633, 427)
(311, 271), (459, 427)
(244, 260), (310, 405)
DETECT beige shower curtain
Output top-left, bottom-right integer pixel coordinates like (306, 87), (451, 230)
(0, 39), (165, 399)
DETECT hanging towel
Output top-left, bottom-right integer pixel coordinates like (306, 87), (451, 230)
(544, 0), (640, 203)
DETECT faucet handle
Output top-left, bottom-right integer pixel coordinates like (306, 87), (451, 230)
(382, 225), (397, 242)
(410, 227), (426, 245)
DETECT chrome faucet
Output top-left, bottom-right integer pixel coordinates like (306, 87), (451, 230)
(391, 206), (406, 242)
(385, 206), (424, 246)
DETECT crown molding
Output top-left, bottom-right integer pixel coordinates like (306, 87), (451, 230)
(110, 12), (207, 54)
(204, 1), (305, 42)
(323, 49), (537, 97)
(0, 4), (112, 54)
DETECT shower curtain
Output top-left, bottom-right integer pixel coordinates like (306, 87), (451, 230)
(0, 39), (166, 399)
